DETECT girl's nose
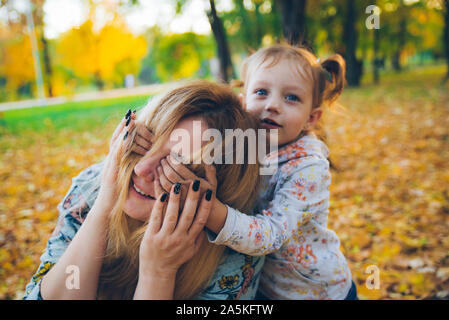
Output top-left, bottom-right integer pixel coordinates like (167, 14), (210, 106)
(265, 97), (281, 114)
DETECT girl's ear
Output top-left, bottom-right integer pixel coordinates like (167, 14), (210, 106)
(239, 93), (246, 110)
(306, 108), (322, 130)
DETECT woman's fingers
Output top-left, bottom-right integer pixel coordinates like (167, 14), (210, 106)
(176, 180), (201, 232)
(153, 170), (165, 199)
(147, 192), (168, 234)
(204, 164), (217, 188)
(187, 189), (213, 237)
(110, 113), (128, 146)
(160, 182), (182, 234)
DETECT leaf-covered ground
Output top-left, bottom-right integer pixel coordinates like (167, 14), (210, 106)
(1, 66), (448, 299)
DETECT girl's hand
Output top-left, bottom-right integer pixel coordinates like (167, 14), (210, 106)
(131, 119), (153, 156)
(156, 155), (217, 202)
(138, 179), (214, 279)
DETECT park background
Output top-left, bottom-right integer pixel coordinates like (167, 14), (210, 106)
(0, 0), (448, 300)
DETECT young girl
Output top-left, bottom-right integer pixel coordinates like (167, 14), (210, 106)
(156, 44), (356, 300)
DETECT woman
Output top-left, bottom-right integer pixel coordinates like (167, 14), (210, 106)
(23, 80), (265, 300)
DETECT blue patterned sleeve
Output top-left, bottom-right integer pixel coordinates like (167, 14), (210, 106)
(23, 162), (103, 300)
(196, 250), (265, 300)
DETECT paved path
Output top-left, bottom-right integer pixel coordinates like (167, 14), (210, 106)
(0, 82), (181, 112)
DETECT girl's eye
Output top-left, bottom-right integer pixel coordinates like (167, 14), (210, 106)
(286, 94), (300, 102)
(255, 89), (267, 96)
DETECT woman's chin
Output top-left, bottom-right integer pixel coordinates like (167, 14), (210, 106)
(123, 201), (150, 222)
(123, 186), (155, 222)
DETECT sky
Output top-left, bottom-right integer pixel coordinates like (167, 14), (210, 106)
(41, 0), (234, 39)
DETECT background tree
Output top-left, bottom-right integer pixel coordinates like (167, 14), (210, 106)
(207, 0), (234, 82)
(276, 0), (308, 46)
(342, 0), (363, 86)
(444, 0), (449, 81)
(57, 20), (147, 90)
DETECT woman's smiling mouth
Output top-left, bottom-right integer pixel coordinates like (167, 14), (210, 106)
(131, 180), (156, 200)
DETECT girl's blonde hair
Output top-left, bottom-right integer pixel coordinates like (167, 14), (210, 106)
(96, 80), (262, 299)
(234, 44), (346, 140)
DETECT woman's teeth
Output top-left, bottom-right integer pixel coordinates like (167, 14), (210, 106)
(133, 183), (154, 199)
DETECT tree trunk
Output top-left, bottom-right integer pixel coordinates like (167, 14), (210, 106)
(373, 17), (380, 84)
(207, 0), (234, 83)
(393, 16), (406, 72)
(276, 0), (307, 46)
(94, 72), (104, 90)
(343, 0), (362, 86)
(40, 36), (53, 97)
(444, 0), (449, 82)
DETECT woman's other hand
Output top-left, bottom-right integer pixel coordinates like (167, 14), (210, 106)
(138, 179), (213, 280)
(97, 110), (137, 207)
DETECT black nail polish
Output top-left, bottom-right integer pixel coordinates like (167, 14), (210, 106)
(125, 109), (131, 119)
(133, 109), (137, 114)
(123, 131), (128, 140)
(160, 193), (168, 202)
(192, 179), (200, 192)
(174, 182), (181, 194)
(125, 116), (131, 126)
(205, 189), (213, 201)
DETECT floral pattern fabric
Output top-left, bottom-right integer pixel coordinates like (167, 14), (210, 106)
(209, 134), (352, 299)
(23, 161), (264, 300)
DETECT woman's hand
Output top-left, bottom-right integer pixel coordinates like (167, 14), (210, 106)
(138, 179), (214, 280)
(97, 110), (153, 208)
(156, 155), (228, 235)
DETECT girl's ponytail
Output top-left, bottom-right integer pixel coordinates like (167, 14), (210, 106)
(321, 54), (346, 105)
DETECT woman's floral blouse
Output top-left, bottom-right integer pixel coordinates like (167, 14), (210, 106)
(23, 161), (264, 300)
(209, 134), (352, 300)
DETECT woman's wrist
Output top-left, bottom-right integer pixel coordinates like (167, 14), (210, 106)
(134, 270), (177, 300)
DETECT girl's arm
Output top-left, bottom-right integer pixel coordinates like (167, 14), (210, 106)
(158, 155), (331, 256)
(208, 161), (331, 255)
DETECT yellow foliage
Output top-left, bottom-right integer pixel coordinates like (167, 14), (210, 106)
(57, 20), (147, 85)
(0, 36), (35, 90)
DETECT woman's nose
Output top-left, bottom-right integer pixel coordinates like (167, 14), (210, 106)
(134, 155), (159, 182)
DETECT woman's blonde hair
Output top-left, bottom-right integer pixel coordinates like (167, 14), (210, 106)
(96, 80), (262, 299)
(233, 44), (346, 141)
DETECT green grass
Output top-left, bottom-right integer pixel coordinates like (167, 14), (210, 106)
(0, 95), (151, 134)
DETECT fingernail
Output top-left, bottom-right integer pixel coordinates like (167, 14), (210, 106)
(160, 193), (168, 202)
(123, 131), (129, 140)
(125, 116), (131, 126)
(192, 179), (200, 192)
(174, 182), (181, 194)
(205, 189), (213, 201)
(133, 109), (137, 114)
(125, 109), (131, 119)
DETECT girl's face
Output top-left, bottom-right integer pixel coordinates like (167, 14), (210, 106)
(123, 116), (208, 222)
(242, 58), (322, 147)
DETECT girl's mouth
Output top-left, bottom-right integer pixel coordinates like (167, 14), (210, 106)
(262, 118), (282, 129)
